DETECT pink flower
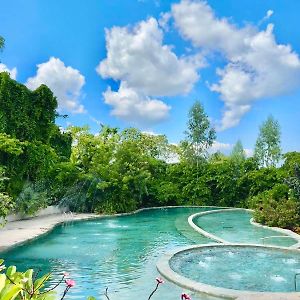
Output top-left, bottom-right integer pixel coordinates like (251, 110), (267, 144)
(181, 293), (191, 300)
(156, 277), (164, 284)
(65, 279), (76, 288)
(63, 272), (70, 277)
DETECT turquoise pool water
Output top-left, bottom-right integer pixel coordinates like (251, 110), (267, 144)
(1, 208), (219, 300)
(170, 245), (300, 292)
(193, 210), (298, 247)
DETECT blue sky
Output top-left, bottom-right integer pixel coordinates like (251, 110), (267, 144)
(1, 0), (300, 154)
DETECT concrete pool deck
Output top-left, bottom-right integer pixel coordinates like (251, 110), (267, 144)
(0, 213), (97, 252)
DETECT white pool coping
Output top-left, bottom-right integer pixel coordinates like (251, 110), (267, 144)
(188, 208), (300, 248)
(157, 243), (300, 299)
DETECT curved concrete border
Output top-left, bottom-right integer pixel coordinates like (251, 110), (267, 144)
(188, 208), (300, 248)
(157, 243), (300, 299)
(250, 218), (300, 249)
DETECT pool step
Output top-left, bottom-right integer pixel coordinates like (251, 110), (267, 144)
(174, 216), (214, 244)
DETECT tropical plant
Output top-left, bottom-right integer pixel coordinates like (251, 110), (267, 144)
(0, 259), (70, 300)
(0, 260), (188, 300)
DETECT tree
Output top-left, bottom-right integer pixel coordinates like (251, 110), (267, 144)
(182, 101), (216, 168)
(254, 115), (281, 168)
(230, 140), (246, 164)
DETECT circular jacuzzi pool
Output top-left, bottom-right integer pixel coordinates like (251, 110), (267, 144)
(157, 244), (300, 298)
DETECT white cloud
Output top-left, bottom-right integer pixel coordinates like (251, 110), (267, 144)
(98, 18), (202, 97)
(89, 116), (103, 127)
(98, 17), (203, 126)
(26, 57), (86, 114)
(244, 148), (253, 157)
(142, 130), (160, 136)
(266, 10), (274, 18)
(172, 0), (255, 57)
(159, 12), (172, 31)
(209, 141), (253, 157)
(259, 10), (274, 25)
(103, 82), (170, 126)
(0, 63), (17, 79)
(172, 0), (300, 130)
(209, 141), (232, 154)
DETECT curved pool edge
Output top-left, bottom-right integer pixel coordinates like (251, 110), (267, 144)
(250, 218), (300, 249)
(156, 243), (300, 300)
(0, 205), (228, 254)
(188, 208), (300, 248)
(0, 213), (98, 254)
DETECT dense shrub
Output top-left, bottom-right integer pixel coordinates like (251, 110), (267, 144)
(253, 197), (299, 229)
(251, 183), (300, 229)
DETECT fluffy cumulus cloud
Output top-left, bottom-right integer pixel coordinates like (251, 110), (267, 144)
(103, 82), (170, 126)
(26, 57), (86, 113)
(98, 17), (203, 126)
(172, 0), (300, 130)
(0, 63), (17, 79)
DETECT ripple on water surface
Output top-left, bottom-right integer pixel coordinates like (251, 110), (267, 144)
(1, 207), (219, 300)
(170, 245), (300, 292)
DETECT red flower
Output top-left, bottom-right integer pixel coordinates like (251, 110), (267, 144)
(156, 277), (164, 284)
(181, 293), (191, 300)
(65, 279), (76, 288)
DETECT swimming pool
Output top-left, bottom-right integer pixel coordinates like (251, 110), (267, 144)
(192, 209), (298, 247)
(1, 207), (218, 300)
(1, 207), (299, 299)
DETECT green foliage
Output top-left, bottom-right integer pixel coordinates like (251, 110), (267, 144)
(230, 140), (246, 164)
(15, 182), (49, 216)
(247, 183), (289, 209)
(285, 164), (300, 201)
(0, 193), (14, 224)
(239, 167), (284, 198)
(0, 73), (57, 143)
(0, 75), (299, 231)
(250, 182), (299, 229)
(282, 152), (300, 201)
(0, 75), (72, 216)
(0, 167), (14, 223)
(49, 127), (72, 160)
(0, 133), (24, 155)
(253, 194), (299, 229)
(0, 260), (55, 300)
(0, 260), (96, 299)
(254, 115), (281, 168)
(282, 152), (300, 174)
